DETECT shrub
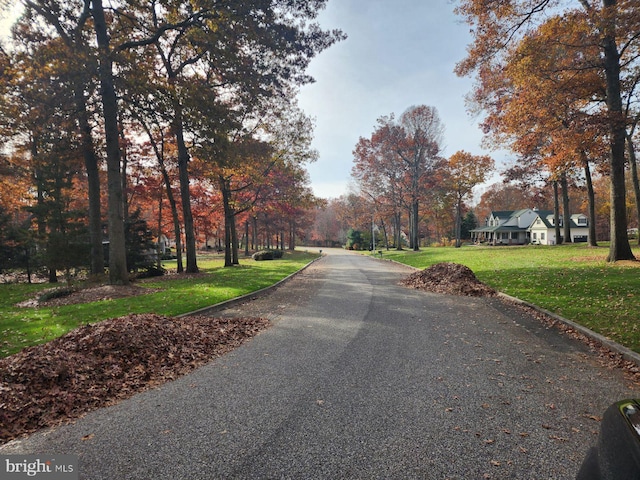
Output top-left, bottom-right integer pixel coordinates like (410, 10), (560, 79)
(252, 250), (274, 261)
(346, 229), (363, 250)
(135, 265), (166, 279)
(38, 286), (77, 303)
(252, 249), (283, 261)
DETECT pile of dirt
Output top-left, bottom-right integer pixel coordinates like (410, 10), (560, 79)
(401, 262), (496, 297)
(0, 313), (270, 443)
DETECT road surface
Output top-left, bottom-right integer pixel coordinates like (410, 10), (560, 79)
(2, 249), (638, 479)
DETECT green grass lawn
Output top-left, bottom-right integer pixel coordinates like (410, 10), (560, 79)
(0, 250), (319, 358)
(376, 243), (640, 353)
(5, 244), (640, 358)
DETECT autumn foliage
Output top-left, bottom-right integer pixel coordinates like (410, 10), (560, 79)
(455, 0), (640, 261)
(0, 1), (343, 281)
(349, 106), (494, 249)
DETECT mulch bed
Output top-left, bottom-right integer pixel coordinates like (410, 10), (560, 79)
(0, 314), (270, 444)
(400, 262), (497, 297)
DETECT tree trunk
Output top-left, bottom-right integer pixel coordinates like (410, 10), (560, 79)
(245, 220), (250, 256)
(253, 216), (258, 250)
(91, 0), (129, 285)
(455, 193), (462, 248)
(156, 192), (163, 270)
(561, 173), (572, 243)
(231, 212), (239, 265)
(380, 219), (389, 250)
(138, 116), (184, 273)
(224, 217), (232, 267)
(553, 180), (562, 245)
(265, 215), (271, 249)
(582, 155), (598, 247)
(219, 176), (234, 267)
(626, 133), (640, 246)
(172, 97), (198, 273)
(395, 212), (403, 250)
(288, 221), (296, 250)
(73, 84), (104, 276)
(411, 201), (419, 251)
(119, 118), (129, 225)
(602, 0), (635, 261)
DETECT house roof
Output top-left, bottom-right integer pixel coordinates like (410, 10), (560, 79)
(472, 225), (524, 233)
(472, 209), (588, 234)
(491, 210), (515, 219)
(529, 211), (585, 230)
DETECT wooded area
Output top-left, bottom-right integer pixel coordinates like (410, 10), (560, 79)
(1, 0), (640, 285)
(0, 0), (344, 284)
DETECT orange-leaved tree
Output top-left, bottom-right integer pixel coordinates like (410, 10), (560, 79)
(456, 0), (640, 261)
(445, 151), (494, 248)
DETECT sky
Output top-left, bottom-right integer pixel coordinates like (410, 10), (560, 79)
(297, 0), (507, 199)
(0, 1), (506, 200)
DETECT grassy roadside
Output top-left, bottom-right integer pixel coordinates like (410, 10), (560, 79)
(374, 243), (640, 354)
(0, 250), (319, 358)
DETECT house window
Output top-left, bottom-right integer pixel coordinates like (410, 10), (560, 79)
(511, 232), (518, 239)
(541, 232), (546, 240)
(501, 232), (509, 240)
(536, 219), (541, 225)
(578, 217), (587, 225)
(533, 232), (537, 240)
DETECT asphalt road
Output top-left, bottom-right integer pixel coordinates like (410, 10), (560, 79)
(2, 249), (639, 479)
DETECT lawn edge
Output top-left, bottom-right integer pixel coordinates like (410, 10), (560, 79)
(497, 292), (640, 368)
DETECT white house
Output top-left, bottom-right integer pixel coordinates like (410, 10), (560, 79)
(471, 209), (589, 245)
(471, 208), (538, 245)
(529, 212), (589, 245)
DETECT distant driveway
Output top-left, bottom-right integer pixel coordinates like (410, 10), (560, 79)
(2, 249), (638, 479)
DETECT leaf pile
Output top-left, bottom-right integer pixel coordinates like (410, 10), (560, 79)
(401, 262), (497, 297)
(0, 313), (270, 443)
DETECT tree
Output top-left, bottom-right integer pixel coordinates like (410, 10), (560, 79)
(309, 200), (344, 247)
(346, 228), (364, 250)
(456, 0), (639, 261)
(352, 118), (409, 250)
(352, 106), (444, 251)
(446, 151), (494, 248)
(14, 0), (106, 277)
(460, 211), (478, 240)
(118, 0), (343, 272)
(394, 106), (445, 250)
(464, 11), (608, 250)
(90, 0), (129, 284)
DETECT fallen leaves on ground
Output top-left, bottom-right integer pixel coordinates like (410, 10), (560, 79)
(16, 284), (163, 308)
(0, 313), (270, 444)
(400, 262), (497, 297)
(508, 301), (640, 385)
